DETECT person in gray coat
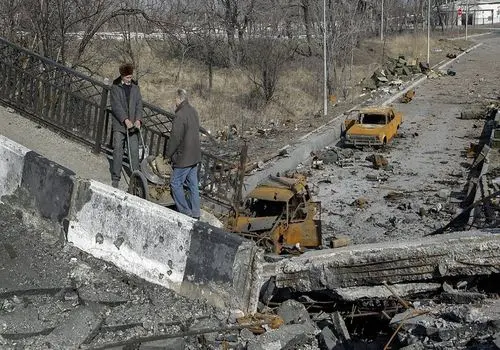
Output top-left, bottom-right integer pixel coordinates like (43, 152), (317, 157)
(110, 63), (143, 188)
(166, 89), (201, 219)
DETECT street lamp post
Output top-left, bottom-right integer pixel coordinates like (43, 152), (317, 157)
(465, 0), (469, 40)
(427, 0), (431, 64)
(323, 0), (327, 117)
(381, 0), (384, 41)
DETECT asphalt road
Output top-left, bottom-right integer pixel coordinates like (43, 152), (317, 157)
(309, 31), (500, 245)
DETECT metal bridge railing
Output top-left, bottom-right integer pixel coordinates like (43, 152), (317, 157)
(0, 36), (246, 209)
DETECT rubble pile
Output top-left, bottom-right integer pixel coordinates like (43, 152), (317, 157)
(312, 146), (356, 169)
(363, 56), (420, 91)
(388, 287), (500, 349)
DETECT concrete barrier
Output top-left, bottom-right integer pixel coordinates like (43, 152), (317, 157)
(21, 151), (75, 223)
(67, 179), (259, 311)
(0, 135), (260, 312)
(0, 134), (29, 201)
(181, 222), (260, 311)
(67, 179), (193, 292)
(265, 230), (500, 294)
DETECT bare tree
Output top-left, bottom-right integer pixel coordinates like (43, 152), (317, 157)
(216, 0), (257, 66)
(240, 1), (298, 103)
(0, 0), (23, 41)
(300, 0), (314, 56)
(309, 0), (371, 98)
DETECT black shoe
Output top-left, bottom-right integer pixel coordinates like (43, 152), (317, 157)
(111, 180), (119, 188)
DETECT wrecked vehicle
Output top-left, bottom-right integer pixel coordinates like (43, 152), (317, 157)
(342, 106), (403, 147)
(227, 174), (322, 254)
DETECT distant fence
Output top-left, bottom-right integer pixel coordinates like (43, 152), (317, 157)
(0, 37), (246, 209)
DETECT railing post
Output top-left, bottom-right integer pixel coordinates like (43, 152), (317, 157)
(93, 86), (109, 154)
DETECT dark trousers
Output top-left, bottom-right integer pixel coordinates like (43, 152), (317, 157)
(112, 130), (139, 181)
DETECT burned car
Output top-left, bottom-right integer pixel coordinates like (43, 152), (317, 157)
(342, 106), (403, 147)
(227, 174), (322, 254)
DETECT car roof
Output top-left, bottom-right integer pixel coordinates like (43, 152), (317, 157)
(359, 106), (394, 114)
(247, 176), (303, 202)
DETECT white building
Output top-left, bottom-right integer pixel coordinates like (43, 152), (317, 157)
(440, 0), (500, 25)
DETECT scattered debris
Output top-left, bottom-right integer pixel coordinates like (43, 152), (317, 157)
(366, 154), (389, 170)
(419, 62), (430, 74)
(401, 89), (416, 103)
(338, 157), (355, 168)
(329, 235), (351, 248)
(384, 191), (405, 201)
(460, 109), (484, 120)
(441, 282), (486, 304)
(366, 173), (389, 182)
(311, 156), (324, 170)
(351, 197), (369, 209)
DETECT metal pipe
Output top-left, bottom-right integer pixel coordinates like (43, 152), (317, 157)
(82, 320), (271, 350)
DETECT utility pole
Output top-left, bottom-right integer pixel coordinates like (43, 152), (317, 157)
(323, 0), (327, 117)
(381, 0), (384, 41)
(427, 0), (431, 63)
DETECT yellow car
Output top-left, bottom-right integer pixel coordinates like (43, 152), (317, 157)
(342, 106), (403, 146)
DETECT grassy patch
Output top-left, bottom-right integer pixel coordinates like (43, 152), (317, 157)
(82, 32), (472, 134)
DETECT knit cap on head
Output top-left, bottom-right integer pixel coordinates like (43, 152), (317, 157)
(119, 63), (134, 76)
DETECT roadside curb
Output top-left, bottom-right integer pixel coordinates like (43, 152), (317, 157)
(449, 32), (493, 40)
(0, 133), (259, 313)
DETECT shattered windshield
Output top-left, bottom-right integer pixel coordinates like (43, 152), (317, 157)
(361, 113), (387, 125)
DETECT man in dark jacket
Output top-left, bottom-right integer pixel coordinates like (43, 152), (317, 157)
(166, 89), (201, 219)
(110, 63), (143, 188)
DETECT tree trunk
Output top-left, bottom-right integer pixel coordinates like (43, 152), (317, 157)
(301, 0), (312, 56)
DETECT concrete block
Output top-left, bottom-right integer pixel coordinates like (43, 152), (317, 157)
(67, 179), (193, 293)
(318, 326), (339, 350)
(0, 135), (29, 201)
(181, 222), (260, 311)
(277, 299), (312, 326)
(269, 230), (500, 293)
(247, 323), (316, 350)
(44, 306), (102, 349)
(21, 151), (75, 223)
